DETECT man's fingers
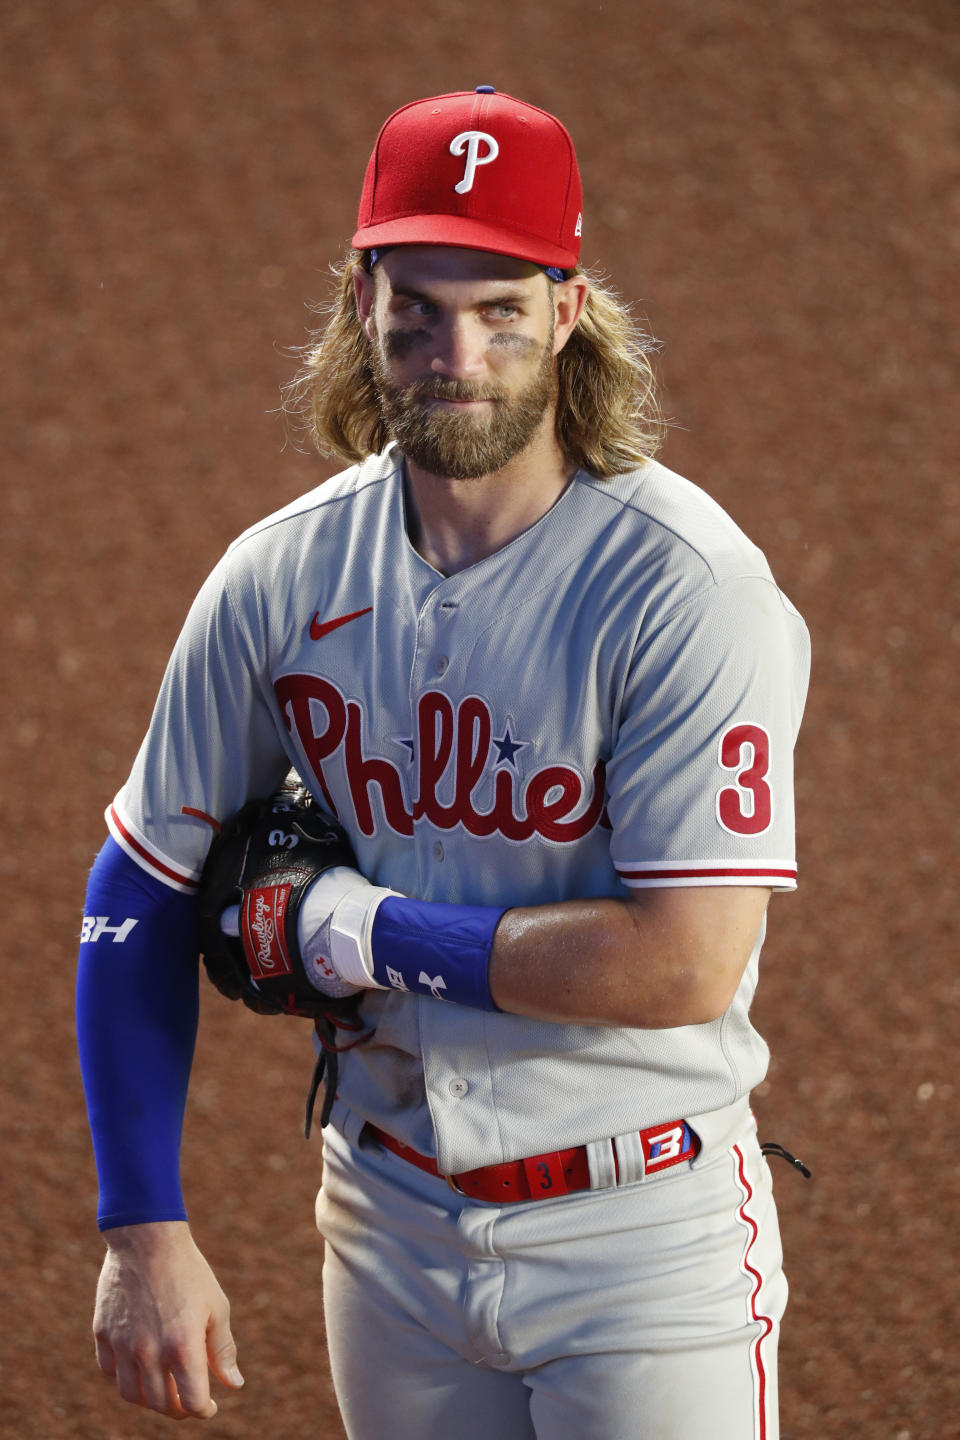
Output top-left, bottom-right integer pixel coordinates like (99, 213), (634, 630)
(94, 1334), (117, 1378)
(163, 1370), (192, 1420)
(140, 1353), (199, 1419)
(99, 1327), (217, 1419)
(104, 1344), (190, 1420)
(168, 1342), (219, 1419)
(207, 1308), (244, 1391)
(135, 1370), (189, 1421)
(113, 1353), (148, 1410)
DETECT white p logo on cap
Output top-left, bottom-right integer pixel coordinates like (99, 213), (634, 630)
(450, 130), (500, 194)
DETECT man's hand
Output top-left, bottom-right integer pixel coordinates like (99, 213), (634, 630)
(93, 1221), (244, 1420)
(197, 780), (396, 1011)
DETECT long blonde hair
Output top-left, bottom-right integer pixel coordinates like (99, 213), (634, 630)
(281, 251), (665, 477)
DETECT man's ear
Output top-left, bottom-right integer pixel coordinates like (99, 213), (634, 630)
(353, 265), (376, 340)
(552, 274), (590, 356)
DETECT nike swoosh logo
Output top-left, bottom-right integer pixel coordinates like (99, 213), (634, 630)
(309, 606), (373, 641)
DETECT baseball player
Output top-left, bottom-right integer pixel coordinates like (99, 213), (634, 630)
(77, 88), (810, 1438)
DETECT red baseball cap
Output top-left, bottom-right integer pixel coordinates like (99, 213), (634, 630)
(353, 87), (583, 271)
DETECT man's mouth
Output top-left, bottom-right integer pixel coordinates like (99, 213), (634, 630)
(424, 396), (493, 408)
(408, 380), (500, 407)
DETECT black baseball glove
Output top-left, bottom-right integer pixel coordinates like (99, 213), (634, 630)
(196, 776), (374, 1132)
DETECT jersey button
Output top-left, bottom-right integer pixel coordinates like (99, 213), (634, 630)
(435, 655), (449, 675)
(433, 841), (444, 861)
(448, 1078), (469, 1098)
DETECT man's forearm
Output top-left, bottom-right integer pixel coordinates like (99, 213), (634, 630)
(240, 803), (772, 1029)
(488, 887), (771, 1028)
(77, 837), (200, 1228)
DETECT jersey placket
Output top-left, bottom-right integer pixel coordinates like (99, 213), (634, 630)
(407, 578), (500, 1170)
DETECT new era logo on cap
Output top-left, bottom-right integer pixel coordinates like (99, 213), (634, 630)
(354, 87), (583, 270)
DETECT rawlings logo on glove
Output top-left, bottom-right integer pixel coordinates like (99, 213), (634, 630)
(196, 777), (363, 1018)
(244, 885), (293, 978)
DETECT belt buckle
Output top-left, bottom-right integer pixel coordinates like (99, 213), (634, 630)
(445, 1173), (466, 1196)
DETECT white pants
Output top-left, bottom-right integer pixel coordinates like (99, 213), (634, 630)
(315, 1116), (786, 1440)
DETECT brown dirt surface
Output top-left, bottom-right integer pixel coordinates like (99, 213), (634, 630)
(2, 3), (957, 1437)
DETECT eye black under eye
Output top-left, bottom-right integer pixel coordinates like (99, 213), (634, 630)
(384, 328), (429, 358)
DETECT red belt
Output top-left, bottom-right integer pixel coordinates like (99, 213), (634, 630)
(363, 1119), (700, 1204)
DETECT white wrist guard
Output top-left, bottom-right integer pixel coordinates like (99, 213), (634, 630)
(297, 867), (402, 994)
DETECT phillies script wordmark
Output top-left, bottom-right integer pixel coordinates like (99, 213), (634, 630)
(275, 672), (606, 843)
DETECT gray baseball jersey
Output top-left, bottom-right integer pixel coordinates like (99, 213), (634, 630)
(109, 445), (809, 1173)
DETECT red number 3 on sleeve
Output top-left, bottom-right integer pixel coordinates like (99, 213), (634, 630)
(716, 723), (773, 836)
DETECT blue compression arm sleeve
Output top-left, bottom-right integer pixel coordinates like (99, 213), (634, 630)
(76, 836), (200, 1230)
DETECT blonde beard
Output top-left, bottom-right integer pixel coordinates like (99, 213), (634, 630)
(371, 337), (557, 481)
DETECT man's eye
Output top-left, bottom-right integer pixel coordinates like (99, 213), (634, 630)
(410, 302), (437, 317)
(491, 305), (518, 319)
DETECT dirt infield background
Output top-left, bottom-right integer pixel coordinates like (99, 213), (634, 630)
(2, 2), (957, 1436)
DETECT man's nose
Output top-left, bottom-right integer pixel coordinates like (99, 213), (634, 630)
(429, 315), (486, 379)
